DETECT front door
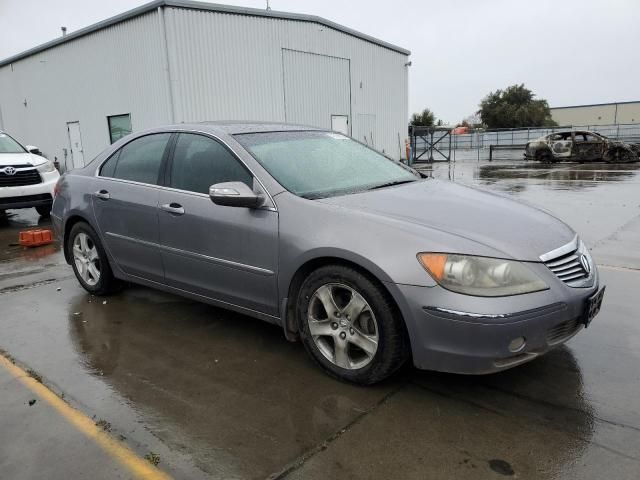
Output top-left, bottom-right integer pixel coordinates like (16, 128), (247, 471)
(92, 133), (172, 283)
(573, 132), (606, 161)
(331, 115), (350, 136)
(67, 121), (85, 169)
(157, 133), (279, 315)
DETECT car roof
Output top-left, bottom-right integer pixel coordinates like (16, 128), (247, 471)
(170, 121), (326, 136)
(547, 130), (600, 136)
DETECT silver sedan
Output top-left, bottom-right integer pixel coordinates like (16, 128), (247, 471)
(51, 122), (604, 384)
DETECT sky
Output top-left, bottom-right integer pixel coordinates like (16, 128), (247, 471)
(1, 0), (638, 124)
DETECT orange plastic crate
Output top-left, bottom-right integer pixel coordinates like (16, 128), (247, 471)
(19, 229), (54, 248)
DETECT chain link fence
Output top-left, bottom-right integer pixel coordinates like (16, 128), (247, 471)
(449, 123), (640, 150)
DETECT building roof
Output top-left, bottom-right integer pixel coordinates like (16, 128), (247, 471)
(0, 0), (410, 68)
(551, 100), (640, 110)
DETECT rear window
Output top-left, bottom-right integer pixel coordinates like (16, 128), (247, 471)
(100, 133), (171, 185)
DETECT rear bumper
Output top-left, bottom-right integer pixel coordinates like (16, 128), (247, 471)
(395, 274), (600, 374)
(0, 170), (58, 210)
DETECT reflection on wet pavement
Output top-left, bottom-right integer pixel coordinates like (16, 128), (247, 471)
(66, 286), (399, 478)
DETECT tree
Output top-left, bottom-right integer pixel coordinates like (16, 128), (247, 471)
(477, 84), (557, 129)
(410, 108), (436, 127)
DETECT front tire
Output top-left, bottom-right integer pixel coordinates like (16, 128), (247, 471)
(296, 265), (409, 385)
(67, 222), (120, 295)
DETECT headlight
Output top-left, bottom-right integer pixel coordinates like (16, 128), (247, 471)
(36, 160), (56, 173)
(417, 253), (548, 297)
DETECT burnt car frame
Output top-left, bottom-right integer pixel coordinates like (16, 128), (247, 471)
(525, 130), (639, 163)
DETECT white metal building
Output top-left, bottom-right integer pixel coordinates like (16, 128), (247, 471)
(0, 0), (410, 170)
(550, 101), (640, 127)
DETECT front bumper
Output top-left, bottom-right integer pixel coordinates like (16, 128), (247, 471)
(0, 170), (58, 210)
(394, 264), (600, 374)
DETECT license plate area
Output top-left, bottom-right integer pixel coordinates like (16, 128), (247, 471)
(583, 286), (605, 327)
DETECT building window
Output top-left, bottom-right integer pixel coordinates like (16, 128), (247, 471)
(107, 114), (132, 144)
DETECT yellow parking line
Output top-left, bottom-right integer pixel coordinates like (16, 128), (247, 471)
(0, 354), (171, 480)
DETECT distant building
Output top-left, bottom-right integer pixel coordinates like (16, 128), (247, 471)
(0, 0), (410, 170)
(550, 101), (640, 127)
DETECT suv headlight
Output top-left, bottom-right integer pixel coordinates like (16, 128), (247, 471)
(36, 160), (56, 173)
(417, 253), (548, 297)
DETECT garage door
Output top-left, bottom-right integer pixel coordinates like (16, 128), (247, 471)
(282, 49), (351, 133)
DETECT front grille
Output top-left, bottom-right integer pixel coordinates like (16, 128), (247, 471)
(541, 236), (594, 287)
(544, 249), (589, 284)
(0, 168), (42, 187)
(546, 318), (581, 345)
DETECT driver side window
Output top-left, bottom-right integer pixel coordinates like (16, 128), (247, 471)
(169, 134), (253, 194)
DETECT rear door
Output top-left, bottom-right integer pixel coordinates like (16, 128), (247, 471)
(157, 133), (279, 315)
(92, 133), (172, 283)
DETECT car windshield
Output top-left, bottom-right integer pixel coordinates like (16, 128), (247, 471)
(235, 131), (418, 199)
(0, 132), (26, 153)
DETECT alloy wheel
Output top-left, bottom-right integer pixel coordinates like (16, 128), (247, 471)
(72, 232), (101, 286)
(307, 283), (379, 369)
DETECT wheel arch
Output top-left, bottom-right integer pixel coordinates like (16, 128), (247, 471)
(62, 213), (95, 264)
(281, 254), (412, 353)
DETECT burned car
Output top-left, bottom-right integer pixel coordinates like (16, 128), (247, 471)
(525, 130), (639, 163)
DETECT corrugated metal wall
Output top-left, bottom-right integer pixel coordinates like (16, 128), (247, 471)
(551, 102), (640, 126)
(282, 49), (350, 128)
(0, 6), (409, 164)
(164, 7), (408, 158)
(0, 11), (171, 168)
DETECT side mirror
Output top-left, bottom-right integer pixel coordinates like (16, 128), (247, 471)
(25, 145), (42, 155)
(209, 181), (264, 208)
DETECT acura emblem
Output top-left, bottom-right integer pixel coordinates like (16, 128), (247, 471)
(2, 166), (16, 175)
(580, 254), (591, 274)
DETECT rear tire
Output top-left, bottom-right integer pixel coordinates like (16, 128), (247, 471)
(67, 221), (120, 295)
(36, 204), (52, 217)
(296, 265), (409, 385)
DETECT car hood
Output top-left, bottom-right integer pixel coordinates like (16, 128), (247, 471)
(319, 180), (575, 261)
(0, 152), (46, 166)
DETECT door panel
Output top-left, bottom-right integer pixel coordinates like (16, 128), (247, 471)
(92, 180), (164, 282)
(331, 115), (349, 135)
(158, 191), (279, 314)
(67, 122), (84, 169)
(573, 133), (605, 161)
(158, 133), (279, 315)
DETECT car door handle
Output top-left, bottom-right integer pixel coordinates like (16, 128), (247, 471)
(94, 190), (110, 200)
(160, 202), (185, 215)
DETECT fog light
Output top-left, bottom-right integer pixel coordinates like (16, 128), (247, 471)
(508, 336), (526, 353)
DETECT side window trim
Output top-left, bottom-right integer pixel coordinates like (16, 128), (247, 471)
(97, 133), (174, 186)
(159, 133), (178, 187)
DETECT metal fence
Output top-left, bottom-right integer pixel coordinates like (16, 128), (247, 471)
(447, 123), (640, 150)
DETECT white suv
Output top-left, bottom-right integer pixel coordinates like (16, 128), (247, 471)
(0, 131), (59, 217)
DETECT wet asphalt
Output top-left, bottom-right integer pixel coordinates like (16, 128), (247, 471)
(1, 158), (639, 479)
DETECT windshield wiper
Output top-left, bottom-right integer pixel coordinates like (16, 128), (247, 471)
(367, 179), (417, 191)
